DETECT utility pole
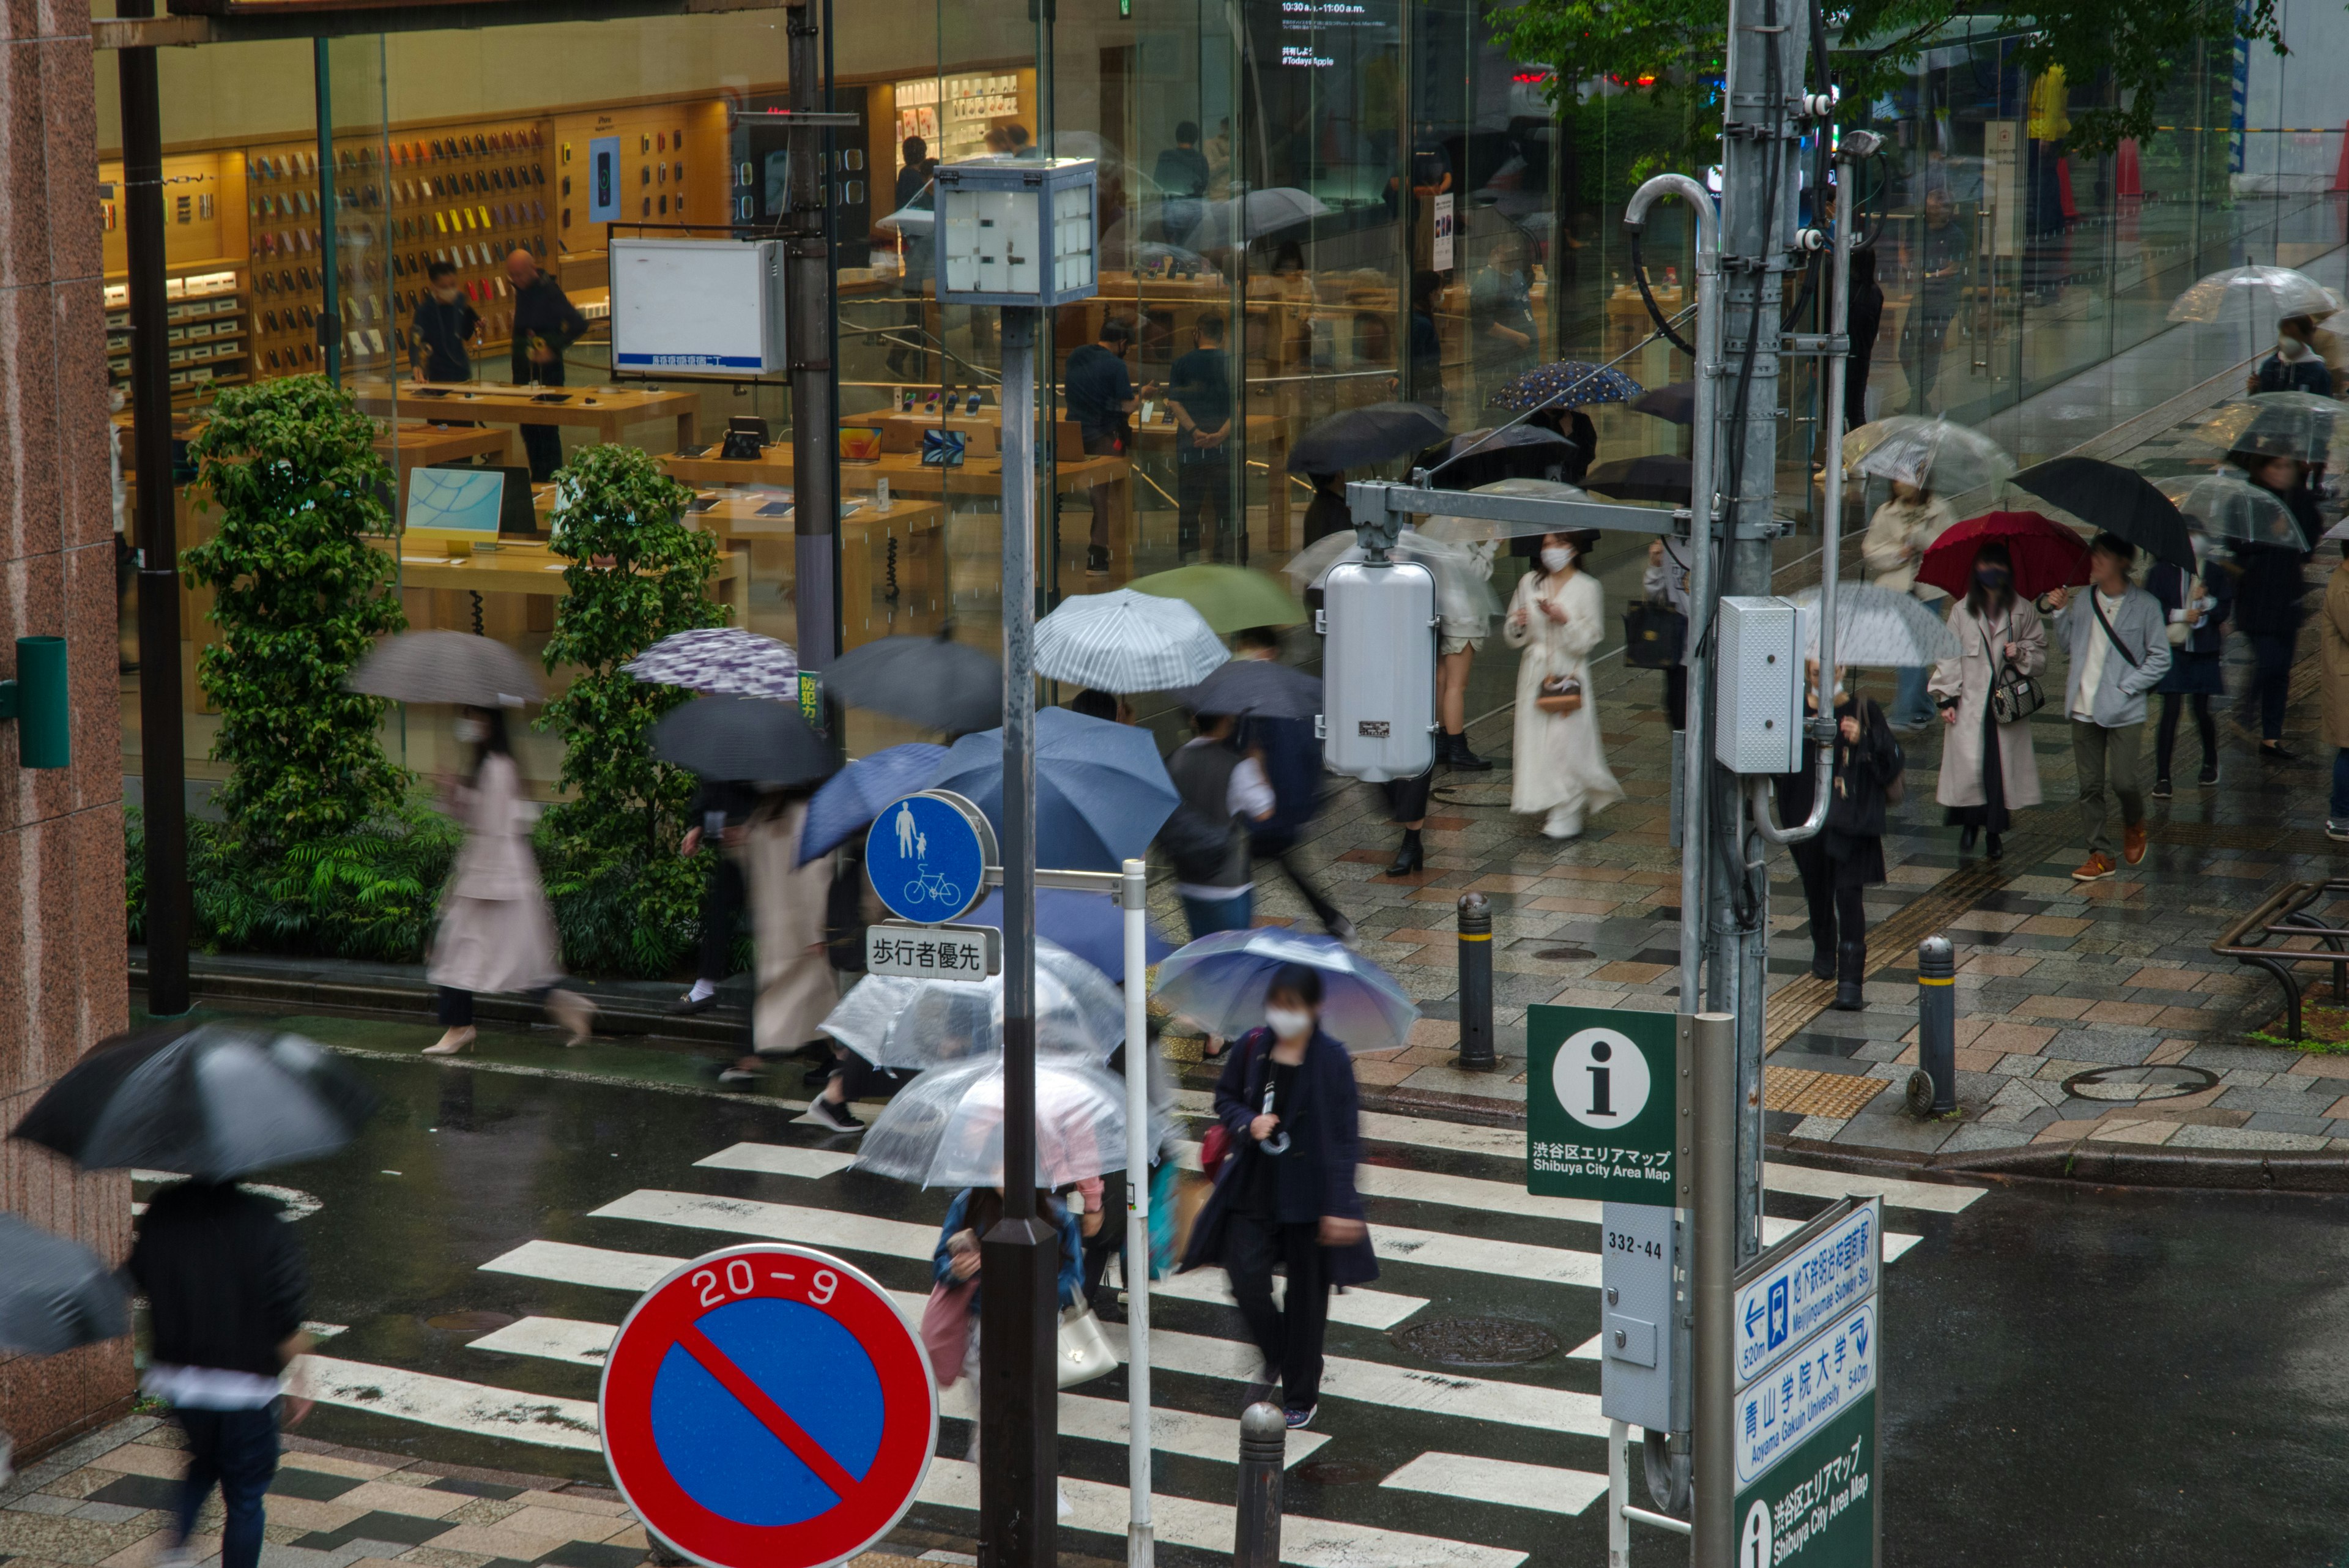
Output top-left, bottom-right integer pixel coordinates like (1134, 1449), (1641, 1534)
(781, 0), (851, 668)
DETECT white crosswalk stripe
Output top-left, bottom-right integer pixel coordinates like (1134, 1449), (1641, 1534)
(1379, 1451), (1612, 1516)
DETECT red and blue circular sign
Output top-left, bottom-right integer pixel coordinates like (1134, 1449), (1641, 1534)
(599, 1244), (938, 1568)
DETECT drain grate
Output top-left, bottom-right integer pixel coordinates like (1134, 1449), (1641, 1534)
(1390, 1317), (1559, 1367)
(2061, 1065), (2220, 1103)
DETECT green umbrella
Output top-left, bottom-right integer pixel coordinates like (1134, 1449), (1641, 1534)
(1126, 563), (1307, 634)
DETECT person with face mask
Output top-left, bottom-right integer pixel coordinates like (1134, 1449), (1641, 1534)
(2250, 315), (2335, 397)
(409, 259), (478, 384)
(1502, 530), (1622, 839)
(1178, 965), (1373, 1432)
(423, 707), (593, 1055)
(1928, 541), (2046, 859)
(1776, 658), (1901, 1008)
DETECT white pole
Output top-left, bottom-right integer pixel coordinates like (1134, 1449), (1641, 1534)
(1121, 856), (1154, 1568)
(1607, 1418), (1630, 1568)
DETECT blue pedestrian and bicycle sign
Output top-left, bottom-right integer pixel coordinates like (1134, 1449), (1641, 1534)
(600, 1244), (938, 1568)
(864, 790), (995, 926)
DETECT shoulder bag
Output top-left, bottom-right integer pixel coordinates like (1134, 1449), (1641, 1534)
(1622, 599), (1687, 667)
(1983, 618), (2044, 726)
(1057, 1304), (1119, 1387)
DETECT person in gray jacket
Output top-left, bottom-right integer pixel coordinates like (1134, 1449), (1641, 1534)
(2041, 533), (2171, 882)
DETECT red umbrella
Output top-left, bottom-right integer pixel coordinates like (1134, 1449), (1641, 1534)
(1917, 510), (2091, 601)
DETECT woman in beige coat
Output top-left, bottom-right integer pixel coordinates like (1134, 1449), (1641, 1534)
(425, 707), (593, 1055)
(735, 789), (852, 1120)
(1502, 530), (1622, 839)
(2322, 548), (2349, 838)
(1928, 541), (2046, 860)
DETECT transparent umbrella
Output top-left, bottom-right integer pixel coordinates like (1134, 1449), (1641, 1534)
(853, 1057), (1145, 1189)
(2184, 392), (2349, 464)
(817, 940), (1127, 1069)
(2167, 264), (2340, 324)
(1841, 417), (2016, 494)
(1419, 478), (1596, 544)
(1790, 584), (1960, 667)
(2156, 472), (2306, 547)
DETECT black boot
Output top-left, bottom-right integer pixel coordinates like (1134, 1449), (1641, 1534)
(1387, 829), (1424, 878)
(1809, 947), (1835, 981)
(1444, 730), (1494, 771)
(1832, 941), (1866, 1011)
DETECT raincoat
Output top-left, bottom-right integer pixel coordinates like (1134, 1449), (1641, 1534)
(1929, 596), (2047, 811)
(744, 798), (839, 1057)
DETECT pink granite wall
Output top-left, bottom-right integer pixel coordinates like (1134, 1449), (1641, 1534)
(0, 0), (137, 1457)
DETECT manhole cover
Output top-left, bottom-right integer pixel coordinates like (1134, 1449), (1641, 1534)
(1290, 1458), (1386, 1487)
(1390, 1317), (1559, 1367)
(425, 1310), (516, 1332)
(2061, 1065), (2221, 1103)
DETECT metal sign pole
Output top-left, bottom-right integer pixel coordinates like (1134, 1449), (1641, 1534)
(1121, 857), (1154, 1568)
(1690, 1011), (1737, 1562)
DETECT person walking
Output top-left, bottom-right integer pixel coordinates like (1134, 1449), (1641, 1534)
(2250, 315), (2335, 396)
(1428, 531), (1498, 771)
(887, 137), (936, 380)
(1064, 318), (1154, 578)
(1233, 626), (1354, 943)
(927, 1186), (1085, 1442)
(1165, 708), (1276, 938)
(1861, 479), (1954, 730)
(1930, 541), (2045, 860)
(1644, 537), (1694, 729)
(1179, 965), (1373, 1430)
(1468, 230), (1539, 400)
(128, 1180), (312, 1568)
(2043, 533), (2171, 882)
(1503, 530), (1622, 839)
(424, 707), (593, 1055)
(1902, 185), (1968, 414)
(2230, 449), (2318, 760)
(2321, 542), (2349, 841)
(737, 785), (853, 1118)
(1777, 662), (1901, 1009)
(670, 775), (759, 1016)
(2148, 551), (2228, 795)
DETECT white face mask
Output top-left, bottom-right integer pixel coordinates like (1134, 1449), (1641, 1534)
(2279, 334), (2314, 362)
(1265, 1006), (1313, 1041)
(452, 716), (488, 745)
(1540, 545), (1574, 572)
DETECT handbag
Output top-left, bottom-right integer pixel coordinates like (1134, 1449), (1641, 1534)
(1056, 1304), (1118, 1388)
(920, 1279), (976, 1388)
(1982, 622), (2044, 726)
(1622, 600), (1687, 668)
(1535, 674), (1583, 715)
(2165, 574), (2203, 647)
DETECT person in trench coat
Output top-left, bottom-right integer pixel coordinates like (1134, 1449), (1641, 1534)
(1502, 529), (1623, 839)
(735, 790), (849, 1113)
(2321, 547), (2349, 838)
(425, 707), (592, 1055)
(1928, 541), (2046, 860)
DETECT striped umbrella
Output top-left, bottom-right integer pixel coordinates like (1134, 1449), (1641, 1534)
(1034, 589), (1227, 694)
(622, 627), (800, 699)
(1488, 360), (1644, 412)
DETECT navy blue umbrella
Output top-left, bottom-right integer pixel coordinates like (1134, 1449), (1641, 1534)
(967, 888), (1176, 983)
(926, 707), (1179, 872)
(799, 743), (952, 865)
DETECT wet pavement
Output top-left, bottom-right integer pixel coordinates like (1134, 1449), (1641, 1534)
(106, 1025), (2349, 1568)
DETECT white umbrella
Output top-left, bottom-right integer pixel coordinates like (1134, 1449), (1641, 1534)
(2167, 264), (2340, 324)
(1419, 478), (1594, 544)
(622, 626), (799, 699)
(817, 940), (1126, 1069)
(2184, 392), (2349, 464)
(347, 630), (544, 708)
(1034, 588), (1226, 693)
(2157, 472), (2306, 547)
(1791, 583), (1959, 667)
(853, 1056), (1138, 1189)
(1841, 417), (2016, 494)
(1289, 527), (1501, 638)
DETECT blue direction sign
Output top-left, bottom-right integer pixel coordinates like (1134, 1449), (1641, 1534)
(1734, 1199), (1880, 1387)
(1733, 1299), (1876, 1489)
(864, 790), (993, 926)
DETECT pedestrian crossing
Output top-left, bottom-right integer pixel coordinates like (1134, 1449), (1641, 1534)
(299, 1091), (1988, 1567)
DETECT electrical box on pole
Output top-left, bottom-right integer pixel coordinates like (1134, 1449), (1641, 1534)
(1713, 597), (1804, 775)
(1316, 560), (1438, 782)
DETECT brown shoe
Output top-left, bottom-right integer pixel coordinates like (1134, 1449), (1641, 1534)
(2070, 852), (2117, 883)
(2122, 821), (2148, 866)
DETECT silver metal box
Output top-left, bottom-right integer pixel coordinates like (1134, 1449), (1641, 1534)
(1714, 595), (1802, 775)
(1600, 1200), (1679, 1431)
(1318, 558), (1437, 782)
(935, 156), (1099, 307)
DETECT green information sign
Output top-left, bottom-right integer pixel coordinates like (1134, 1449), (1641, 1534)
(1524, 1004), (1678, 1204)
(1734, 1391), (1876, 1568)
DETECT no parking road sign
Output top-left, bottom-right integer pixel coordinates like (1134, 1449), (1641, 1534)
(599, 1244), (938, 1568)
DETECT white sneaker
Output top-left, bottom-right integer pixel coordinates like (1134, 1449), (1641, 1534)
(2328, 821), (2349, 844)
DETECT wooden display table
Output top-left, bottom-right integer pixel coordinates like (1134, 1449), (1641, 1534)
(1124, 408), (1296, 548)
(351, 379), (701, 453)
(684, 493), (948, 648)
(384, 537), (749, 634)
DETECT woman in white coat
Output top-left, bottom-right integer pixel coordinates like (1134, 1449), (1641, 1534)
(1928, 540), (2047, 860)
(1502, 530), (1622, 839)
(425, 707), (593, 1055)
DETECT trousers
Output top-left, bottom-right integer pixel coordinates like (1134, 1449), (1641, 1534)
(2249, 633), (2295, 741)
(2069, 719), (2145, 856)
(1224, 1211), (1329, 1410)
(173, 1405), (278, 1568)
(2155, 692), (2216, 778)
(1791, 842), (1868, 956)
(697, 853), (747, 983)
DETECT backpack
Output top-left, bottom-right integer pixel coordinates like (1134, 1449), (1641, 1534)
(1157, 801), (1236, 883)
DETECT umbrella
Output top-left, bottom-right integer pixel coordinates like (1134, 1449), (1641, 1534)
(965, 887), (1175, 983)
(929, 706), (1178, 872)
(1420, 426), (1577, 491)
(1034, 589), (1226, 693)
(1584, 454), (1693, 505)
(2167, 264), (2339, 324)
(2156, 472), (2307, 548)
(649, 695), (834, 786)
(798, 743), (951, 865)
(1841, 417), (2016, 494)
(346, 630), (545, 708)
(1153, 929), (1419, 1053)
(822, 630), (1003, 735)
(1174, 658), (1321, 719)
(12, 1023), (376, 1181)
(1916, 511), (2091, 600)
(1789, 584), (1960, 667)
(1186, 187), (1330, 248)
(2011, 456), (2196, 569)
(1285, 402), (1449, 474)
(0, 1215), (129, 1356)
(1419, 478), (1598, 544)
(2184, 392), (2349, 464)
(820, 940), (1126, 1070)
(1489, 361), (1644, 412)
(1630, 381), (1696, 425)
(622, 627), (800, 699)
(853, 1056), (1141, 1189)
(1127, 564), (1307, 634)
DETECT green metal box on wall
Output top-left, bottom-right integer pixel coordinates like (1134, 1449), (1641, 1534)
(2, 636), (70, 770)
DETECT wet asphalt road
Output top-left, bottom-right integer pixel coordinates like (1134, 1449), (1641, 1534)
(267, 1050), (2349, 1568)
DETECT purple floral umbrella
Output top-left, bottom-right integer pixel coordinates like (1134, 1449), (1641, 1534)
(622, 627), (800, 699)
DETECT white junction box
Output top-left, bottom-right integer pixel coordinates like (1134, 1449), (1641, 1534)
(1714, 595), (1802, 775)
(1318, 557), (1438, 782)
(609, 237), (784, 377)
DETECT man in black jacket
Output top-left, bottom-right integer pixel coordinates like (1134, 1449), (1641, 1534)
(505, 247), (589, 480)
(128, 1182), (311, 1568)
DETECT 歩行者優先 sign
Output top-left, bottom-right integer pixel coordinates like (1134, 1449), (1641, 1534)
(1734, 1199), (1880, 1387)
(866, 921), (999, 981)
(1734, 1390), (1876, 1568)
(864, 791), (995, 927)
(1525, 1005), (1678, 1205)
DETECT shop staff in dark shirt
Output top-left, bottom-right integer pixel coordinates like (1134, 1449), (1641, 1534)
(409, 259), (480, 384)
(506, 247), (589, 480)
(1064, 316), (1154, 576)
(1169, 313), (1238, 562)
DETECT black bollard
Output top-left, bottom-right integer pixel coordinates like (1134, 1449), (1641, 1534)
(1457, 891), (1493, 1071)
(1910, 934), (1957, 1117)
(1234, 1402), (1286, 1568)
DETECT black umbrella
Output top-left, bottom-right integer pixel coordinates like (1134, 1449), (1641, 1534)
(1630, 381), (1696, 425)
(12, 1024), (377, 1182)
(1584, 454), (1694, 505)
(0, 1215), (130, 1355)
(1175, 658), (1321, 720)
(2011, 457), (2197, 568)
(650, 695), (834, 785)
(1286, 402), (1449, 474)
(822, 630), (1004, 735)
(1418, 426), (1577, 492)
